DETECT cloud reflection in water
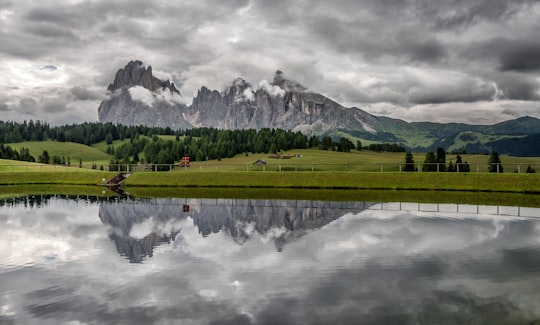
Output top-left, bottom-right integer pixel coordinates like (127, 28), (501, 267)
(0, 196), (539, 324)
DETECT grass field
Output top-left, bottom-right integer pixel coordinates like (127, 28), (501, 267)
(91, 138), (131, 153)
(0, 185), (119, 199)
(1, 144), (539, 194)
(125, 187), (540, 207)
(5, 141), (540, 172)
(0, 169), (117, 185)
(188, 149), (540, 173)
(123, 171), (540, 194)
(8, 141), (113, 165)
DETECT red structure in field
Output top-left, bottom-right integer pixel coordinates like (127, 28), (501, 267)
(181, 156), (190, 168)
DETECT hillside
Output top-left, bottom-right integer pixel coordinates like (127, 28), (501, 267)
(8, 141), (112, 165)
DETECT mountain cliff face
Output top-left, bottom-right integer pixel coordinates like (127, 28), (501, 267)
(98, 61), (540, 152)
(98, 60), (380, 136)
(98, 61), (192, 130)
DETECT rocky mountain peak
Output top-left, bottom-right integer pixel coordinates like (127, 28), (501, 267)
(226, 77), (253, 99)
(107, 60), (180, 95)
(272, 70), (307, 92)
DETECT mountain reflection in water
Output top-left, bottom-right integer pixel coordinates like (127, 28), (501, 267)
(99, 198), (366, 262)
(1, 195), (540, 324)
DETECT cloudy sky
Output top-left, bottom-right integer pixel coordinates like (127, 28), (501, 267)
(1, 0), (539, 125)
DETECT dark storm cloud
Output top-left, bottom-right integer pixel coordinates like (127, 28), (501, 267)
(70, 87), (102, 101)
(24, 23), (80, 41)
(466, 37), (540, 73)
(1, 0), (539, 124)
(496, 39), (540, 72)
(495, 73), (540, 101)
(18, 97), (38, 115)
(415, 0), (535, 30)
(41, 98), (68, 113)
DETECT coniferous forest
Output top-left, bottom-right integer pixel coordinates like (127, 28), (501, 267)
(0, 120), (388, 165)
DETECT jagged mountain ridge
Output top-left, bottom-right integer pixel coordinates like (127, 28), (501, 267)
(98, 60), (391, 135)
(98, 61), (540, 153)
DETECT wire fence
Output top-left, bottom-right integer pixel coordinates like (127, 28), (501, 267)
(1, 162), (539, 173)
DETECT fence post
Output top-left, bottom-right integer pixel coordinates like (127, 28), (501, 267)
(380, 164), (383, 173)
(518, 164), (521, 173)
(497, 164), (500, 173)
(399, 164), (402, 172)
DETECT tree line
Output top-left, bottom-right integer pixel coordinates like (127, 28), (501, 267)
(402, 148), (535, 173)
(0, 121), (408, 168)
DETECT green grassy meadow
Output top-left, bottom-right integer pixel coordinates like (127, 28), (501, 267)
(1, 143), (539, 194)
(123, 171), (540, 193)
(5, 141), (540, 172)
(8, 141), (113, 165)
(189, 149), (540, 173)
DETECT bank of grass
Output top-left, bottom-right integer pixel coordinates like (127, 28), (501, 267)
(0, 184), (119, 199)
(0, 171), (117, 186)
(125, 187), (540, 208)
(123, 171), (540, 194)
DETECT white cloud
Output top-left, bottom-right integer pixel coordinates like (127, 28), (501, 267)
(258, 79), (285, 97)
(128, 85), (154, 106)
(242, 87), (255, 102)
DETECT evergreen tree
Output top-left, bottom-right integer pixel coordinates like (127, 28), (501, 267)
(455, 154), (463, 172)
(447, 160), (455, 172)
(488, 151), (503, 173)
(105, 133), (113, 145)
(422, 151), (437, 171)
(454, 154), (470, 172)
(462, 161), (471, 172)
(403, 152), (415, 172)
(38, 150), (50, 164)
(356, 140), (362, 151)
(269, 143), (278, 154)
(436, 147), (446, 172)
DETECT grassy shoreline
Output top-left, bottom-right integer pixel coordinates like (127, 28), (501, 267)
(123, 172), (540, 194)
(0, 171), (539, 194)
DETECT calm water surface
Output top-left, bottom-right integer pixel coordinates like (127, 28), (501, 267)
(1, 196), (540, 324)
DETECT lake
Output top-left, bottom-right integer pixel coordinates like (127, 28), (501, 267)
(1, 195), (540, 324)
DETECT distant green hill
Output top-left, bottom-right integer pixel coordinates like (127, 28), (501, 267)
(8, 141), (113, 164)
(342, 116), (540, 155)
